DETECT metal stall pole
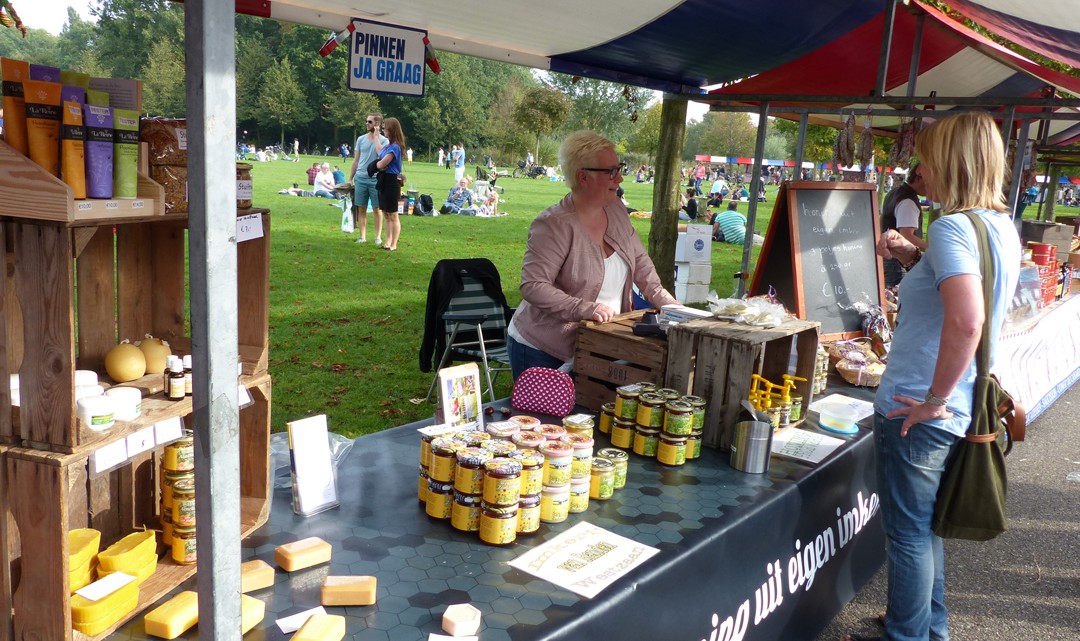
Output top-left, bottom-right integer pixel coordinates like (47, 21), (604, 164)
(739, 102), (770, 298)
(1008, 116), (1031, 225)
(793, 113), (808, 179)
(875, 0), (898, 98)
(186, 0), (242, 638)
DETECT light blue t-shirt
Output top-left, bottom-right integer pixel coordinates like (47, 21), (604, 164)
(875, 209), (1021, 436)
(354, 133), (388, 184)
(453, 148), (465, 168)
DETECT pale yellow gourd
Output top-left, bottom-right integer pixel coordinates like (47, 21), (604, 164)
(104, 341), (146, 383)
(136, 335), (172, 374)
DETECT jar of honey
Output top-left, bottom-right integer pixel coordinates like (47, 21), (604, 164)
(508, 415), (541, 430)
(454, 447), (492, 495)
(686, 430), (704, 460)
(610, 418), (635, 449)
(562, 413), (595, 439)
(589, 458), (615, 500)
(425, 480), (454, 520)
(614, 384), (642, 420)
(598, 402), (616, 434)
(508, 449), (544, 496)
(236, 162), (253, 209)
(538, 424), (566, 441)
(663, 400), (694, 436)
(171, 477), (196, 527)
(684, 395), (707, 431)
(163, 435), (194, 472)
(539, 484), (570, 523)
(450, 491), (482, 532)
(635, 392), (666, 428)
(483, 458), (523, 506)
(479, 502), (518, 546)
(428, 437), (460, 483)
(657, 433), (688, 466)
(517, 494), (541, 535)
(511, 430), (545, 450)
(633, 426), (660, 457)
(539, 441), (573, 487)
(559, 432), (594, 479)
(418, 465), (429, 504)
(569, 477), (590, 513)
(171, 525), (197, 565)
(596, 447), (628, 489)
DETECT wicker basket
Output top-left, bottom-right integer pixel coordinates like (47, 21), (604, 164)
(836, 357), (885, 387)
(826, 337), (876, 366)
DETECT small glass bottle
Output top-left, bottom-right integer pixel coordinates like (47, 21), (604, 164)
(182, 354), (193, 396)
(568, 476), (590, 513)
(166, 358), (186, 401)
(171, 525), (197, 565)
(596, 447), (629, 489)
(589, 457), (615, 500)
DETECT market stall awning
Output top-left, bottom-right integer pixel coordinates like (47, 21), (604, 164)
(943, 0), (1080, 70)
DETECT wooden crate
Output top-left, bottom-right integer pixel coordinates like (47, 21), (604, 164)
(2, 375), (270, 641)
(664, 318), (820, 450)
(573, 311), (668, 410)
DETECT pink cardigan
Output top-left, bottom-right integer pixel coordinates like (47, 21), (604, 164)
(512, 194), (677, 362)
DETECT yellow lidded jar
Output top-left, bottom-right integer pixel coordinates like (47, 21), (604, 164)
(663, 399), (695, 436)
(596, 447), (629, 489)
(425, 480), (454, 520)
(539, 441), (573, 487)
(684, 395), (707, 431)
(450, 491), (482, 532)
(428, 437), (461, 483)
(657, 433), (688, 466)
(635, 392), (666, 428)
(483, 458), (523, 506)
(517, 494), (541, 535)
(163, 435), (194, 472)
(454, 447), (492, 495)
(562, 413), (595, 440)
(479, 502), (518, 546)
(589, 457), (615, 500)
(161, 511), (174, 547)
(614, 384), (642, 420)
(161, 471), (192, 511)
(171, 525), (197, 565)
(560, 432), (594, 479)
(598, 402), (616, 434)
(610, 418), (635, 449)
(686, 430), (704, 460)
(539, 484), (570, 523)
(632, 426), (660, 457)
(171, 478), (197, 527)
(569, 477), (590, 513)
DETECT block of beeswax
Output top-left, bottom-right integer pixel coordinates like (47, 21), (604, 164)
(98, 530), (156, 572)
(274, 537), (332, 572)
(321, 575), (376, 606)
(292, 614), (346, 641)
(69, 528), (102, 570)
(241, 593), (265, 634)
(98, 553), (157, 585)
(71, 577), (140, 636)
(442, 603), (482, 637)
(241, 559), (276, 593)
(144, 591), (198, 639)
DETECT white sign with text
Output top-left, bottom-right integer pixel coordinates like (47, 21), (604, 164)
(348, 19), (427, 97)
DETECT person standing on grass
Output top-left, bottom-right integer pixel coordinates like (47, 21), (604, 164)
(348, 113), (388, 245)
(292, 138), (299, 162)
(438, 146), (445, 168)
(375, 118), (405, 252)
(452, 144), (466, 182)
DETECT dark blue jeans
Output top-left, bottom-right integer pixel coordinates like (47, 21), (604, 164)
(507, 336), (564, 381)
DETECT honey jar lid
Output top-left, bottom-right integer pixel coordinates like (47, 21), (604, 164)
(481, 440), (517, 456)
(559, 433), (594, 449)
(539, 441), (573, 457)
(484, 457), (523, 476)
(456, 447), (492, 467)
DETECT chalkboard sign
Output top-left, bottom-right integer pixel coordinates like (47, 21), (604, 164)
(750, 181), (884, 339)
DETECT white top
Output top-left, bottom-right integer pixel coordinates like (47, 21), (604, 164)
(894, 199), (921, 229)
(596, 251), (629, 313)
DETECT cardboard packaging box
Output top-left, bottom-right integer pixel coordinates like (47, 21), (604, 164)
(675, 225), (712, 263)
(675, 282), (710, 304)
(675, 261), (712, 285)
(1021, 220), (1073, 256)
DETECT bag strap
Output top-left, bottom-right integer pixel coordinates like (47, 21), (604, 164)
(960, 211), (994, 378)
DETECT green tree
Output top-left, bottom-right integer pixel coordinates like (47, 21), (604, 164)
(484, 78), (529, 162)
(772, 119), (836, 164)
(696, 112), (757, 159)
(57, 8), (98, 71)
(512, 85), (570, 164)
(257, 56), (313, 145)
(323, 81), (379, 146)
(545, 74), (651, 144)
(628, 102), (665, 162)
(236, 37), (274, 123)
(92, 0), (183, 80)
(0, 26), (59, 64)
(142, 38), (186, 117)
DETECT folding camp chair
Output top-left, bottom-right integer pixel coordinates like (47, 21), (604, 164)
(422, 261), (514, 402)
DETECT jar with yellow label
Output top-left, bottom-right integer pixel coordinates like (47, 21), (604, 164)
(610, 418), (635, 449)
(684, 395), (707, 431)
(461, 431), (491, 448)
(511, 430), (545, 450)
(562, 413), (595, 439)
(508, 415), (541, 430)
(480, 440), (517, 458)
(428, 437), (460, 483)
(598, 402), (616, 434)
(632, 426), (661, 457)
(790, 393), (803, 422)
(766, 406), (781, 430)
(450, 491), (482, 532)
(657, 387), (682, 402)
(425, 480), (454, 519)
(596, 448), (628, 489)
(163, 435), (194, 472)
(539, 484), (570, 523)
(420, 432), (437, 468)
(483, 458), (523, 506)
(517, 494), (541, 535)
(171, 525), (197, 565)
(569, 477), (590, 513)
(657, 433), (688, 466)
(486, 420), (520, 441)
(538, 424), (566, 441)
(171, 478), (196, 527)
(418, 465), (430, 504)
(686, 430), (703, 460)
(539, 441), (573, 487)
(479, 502), (518, 546)
(589, 458), (615, 500)
(508, 449), (544, 496)
(454, 448), (492, 495)
(236, 162), (253, 209)
(663, 400), (694, 436)
(560, 433), (594, 479)
(161, 471), (191, 511)
(635, 392), (666, 428)
(161, 511), (174, 547)
(614, 384), (642, 420)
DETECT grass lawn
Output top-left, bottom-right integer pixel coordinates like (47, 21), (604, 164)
(248, 156), (1073, 438)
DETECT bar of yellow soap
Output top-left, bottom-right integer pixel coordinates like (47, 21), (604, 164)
(241, 594), (265, 634)
(292, 614), (346, 641)
(71, 577), (140, 635)
(274, 537), (332, 572)
(321, 575), (376, 606)
(442, 603), (482, 637)
(98, 530), (157, 573)
(241, 559), (276, 593)
(98, 553), (157, 585)
(144, 590), (198, 639)
(69, 528), (102, 570)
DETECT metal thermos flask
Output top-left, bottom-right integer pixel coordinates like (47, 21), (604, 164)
(730, 401), (773, 474)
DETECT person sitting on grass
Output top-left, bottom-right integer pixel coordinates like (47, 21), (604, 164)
(711, 200), (747, 244)
(477, 189), (500, 216)
(441, 178), (474, 214)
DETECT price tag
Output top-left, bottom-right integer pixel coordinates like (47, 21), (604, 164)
(77, 201), (93, 211)
(105, 201), (119, 210)
(155, 416), (184, 444)
(75, 571), (136, 601)
(126, 426), (156, 457)
(236, 213), (263, 243)
(238, 383), (253, 409)
(92, 439), (129, 475)
(132, 200), (145, 209)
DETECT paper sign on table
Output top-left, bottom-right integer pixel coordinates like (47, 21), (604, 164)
(92, 439), (129, 475)
(508, 522), (659, 599)
(237, 213), (264, 243)
(75, 571), (136, 601)
(808, 393), (875, 421)
(126, 426), (156, 457)
(771, 428), (845, 465)
(275, 606), (327, 634)
(286, 414), (340, 517)
(155, 416), (184, 444)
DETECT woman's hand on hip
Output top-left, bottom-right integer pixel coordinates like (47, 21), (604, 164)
(591, 303), (616, 323)
(886, 394), (953, 437)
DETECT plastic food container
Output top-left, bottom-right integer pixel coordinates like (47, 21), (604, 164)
(816, 403), (859, 433)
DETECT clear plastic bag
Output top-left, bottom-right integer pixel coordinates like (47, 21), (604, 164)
(270, 431), (355, 489)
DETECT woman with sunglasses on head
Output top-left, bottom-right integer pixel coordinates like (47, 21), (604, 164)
(506, 131), (678, 380)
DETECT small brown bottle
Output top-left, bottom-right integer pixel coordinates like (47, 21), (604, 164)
(166, 358), (186, 401)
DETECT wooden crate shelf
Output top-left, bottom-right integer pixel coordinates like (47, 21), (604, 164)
(0, 144), (273, 640)
(664, 317), (820, 450)
(573, 311), (668, 411)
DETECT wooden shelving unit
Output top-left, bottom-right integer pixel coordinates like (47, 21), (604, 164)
(0, 141), (273, 640)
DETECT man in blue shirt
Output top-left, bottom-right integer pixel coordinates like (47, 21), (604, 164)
(452, 144), (465, 182)
(348, 113), (388, 244)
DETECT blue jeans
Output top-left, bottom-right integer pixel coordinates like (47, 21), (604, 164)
(507, 336), (564, 381)
(874, 413), (961, 641)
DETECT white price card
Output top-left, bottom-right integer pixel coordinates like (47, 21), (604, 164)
(75, 572), (136, 601)
(286, 415), (340, 517)
(92, 439), (129, 475)
(126, 426), (157, 457)
(238, 383), (253, 409)
(276, 606), (327, 634)
(155, 416), (184, 444)
(236, 213), (263, 243)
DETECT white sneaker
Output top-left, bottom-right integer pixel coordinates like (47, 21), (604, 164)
(356, 238), (366, 243)
(374, 239), (383, 247)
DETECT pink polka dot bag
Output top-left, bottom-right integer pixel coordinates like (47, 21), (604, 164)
(511, 367), (576, 417)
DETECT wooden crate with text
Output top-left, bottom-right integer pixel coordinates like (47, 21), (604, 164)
(573, 311), (668, 410)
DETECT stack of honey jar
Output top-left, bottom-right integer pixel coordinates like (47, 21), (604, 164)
(601, 383), (704, 466)
(160, 432), (197, 565)
(418, 414), (627, 546)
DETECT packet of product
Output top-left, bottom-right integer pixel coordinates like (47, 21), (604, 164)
(83, 104), (114, 199)
(112, 108), (140, 198)
(86, 89), (110, 106)
(62, 84), (85, 107)
(29, 64), (61, 82)
(60, 70), (91, 89)
(23, 79), (62, 177)
(1, 57), (30, 155)
(62, 101), (87, 199)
